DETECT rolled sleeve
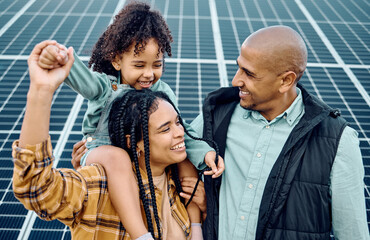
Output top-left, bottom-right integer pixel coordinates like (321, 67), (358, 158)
(12, 137), (104, 226)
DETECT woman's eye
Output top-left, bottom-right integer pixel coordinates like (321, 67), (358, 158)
(161, 128), (170, 133)
(135, 65), (144, 68)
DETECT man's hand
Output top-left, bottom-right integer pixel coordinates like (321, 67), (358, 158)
(203, 151), (224, 178)
(71, 140), (87, 169)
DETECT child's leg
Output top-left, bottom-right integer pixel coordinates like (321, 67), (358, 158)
(86, 145), (148, 239)
(178, 159), (202, 223)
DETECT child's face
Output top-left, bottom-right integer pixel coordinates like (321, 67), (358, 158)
(113, 38), (163, 89)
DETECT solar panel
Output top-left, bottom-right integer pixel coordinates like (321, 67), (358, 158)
(0, 0), (369, 239)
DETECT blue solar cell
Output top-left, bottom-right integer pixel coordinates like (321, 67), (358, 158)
(0, 230), (19, 240)
(0, 216), (25, 229)
(0, 203), (28, 215)
(0, 0), (369, 237)
(4, 191), (19, 202)
(28, 230), (64, 239)
(33, 217), (65, 229)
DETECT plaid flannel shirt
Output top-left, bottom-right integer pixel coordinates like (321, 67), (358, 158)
(12, 137), (191, 239)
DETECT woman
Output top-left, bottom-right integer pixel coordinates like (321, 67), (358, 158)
(12, 41), (212, 240)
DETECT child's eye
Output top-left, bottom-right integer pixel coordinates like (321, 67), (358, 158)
(135, 65), (144, 68)
(154, 64), (162, 68)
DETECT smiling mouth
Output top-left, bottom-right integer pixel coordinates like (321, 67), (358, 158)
(139, 80), (154, 87)
(170, 141), (185, 150)
(239, 88), (251, 96)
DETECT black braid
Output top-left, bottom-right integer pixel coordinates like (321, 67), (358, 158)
(108, 89), (219, 238)
(140, 98), (162, 239)
(108, 94), (155, 235)
(130, 126), (154, 236)
(169, 164), (183, 201)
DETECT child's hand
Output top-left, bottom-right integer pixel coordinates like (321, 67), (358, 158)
(28, 40), (74, 93)
(38, 43), (69, 69)
(71, 139), (87, 169)
(203, 151), (224, 178)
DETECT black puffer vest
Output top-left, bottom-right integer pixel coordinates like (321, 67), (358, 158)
(201, 84), (347, 240)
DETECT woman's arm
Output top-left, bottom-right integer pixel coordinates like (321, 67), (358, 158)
(13, 41), (87, 224)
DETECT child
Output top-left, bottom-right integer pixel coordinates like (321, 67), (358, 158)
(38, 2), (224, 240)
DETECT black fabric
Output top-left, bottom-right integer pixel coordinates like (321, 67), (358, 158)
(201, 84), (347, 240)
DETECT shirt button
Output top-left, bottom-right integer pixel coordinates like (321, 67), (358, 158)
(266, 125), (270, 129)
(283, 115), (287, 119)
(257, 152), (262, 158)
(87, 137), (93, 142)
(248, 184), (253, 189)
(240, 216), (245, 220)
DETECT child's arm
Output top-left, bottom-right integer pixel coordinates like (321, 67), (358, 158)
(37, 40), (113, 102)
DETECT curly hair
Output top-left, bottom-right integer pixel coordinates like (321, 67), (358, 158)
(108, 89), (219, 239)
(88, 1), (173, 77)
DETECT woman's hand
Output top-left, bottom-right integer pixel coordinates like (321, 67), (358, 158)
(71, 140), (87, 169)
(180, 177), (206, 214)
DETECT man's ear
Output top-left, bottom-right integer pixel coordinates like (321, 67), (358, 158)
(279, 71), (297, 93)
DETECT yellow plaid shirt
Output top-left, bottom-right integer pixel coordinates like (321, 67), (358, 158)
(12, 137), (191, 239)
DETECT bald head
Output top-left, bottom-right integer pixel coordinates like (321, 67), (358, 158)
(243, 26), (307, 81)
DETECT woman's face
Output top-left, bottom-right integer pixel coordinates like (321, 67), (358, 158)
(137, 99), (187, 176)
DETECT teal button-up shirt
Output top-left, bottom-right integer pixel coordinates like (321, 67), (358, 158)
(191, 89), (369, 239)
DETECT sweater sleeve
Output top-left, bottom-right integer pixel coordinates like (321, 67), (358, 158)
(64, 51), (112, 102)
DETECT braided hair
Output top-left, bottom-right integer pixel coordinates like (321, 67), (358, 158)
(108, 89), (219, 239)
(88, 1), (173, 77)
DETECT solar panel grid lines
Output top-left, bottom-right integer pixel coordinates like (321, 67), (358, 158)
(309, 0), (367, 65)
(75, 0), (110, 55)
(0, 0), (369, 238)
(194, 0), (204, 111)
(224, 0), (242, 53)
(209, 0), (228, 87)
(295, 0), (370, 110)
(174, 0), (184, 99)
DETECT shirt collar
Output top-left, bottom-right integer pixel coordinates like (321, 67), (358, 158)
(242, 88), (304, 126)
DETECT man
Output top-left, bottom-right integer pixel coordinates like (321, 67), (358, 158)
(191, 26), (369, 239)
